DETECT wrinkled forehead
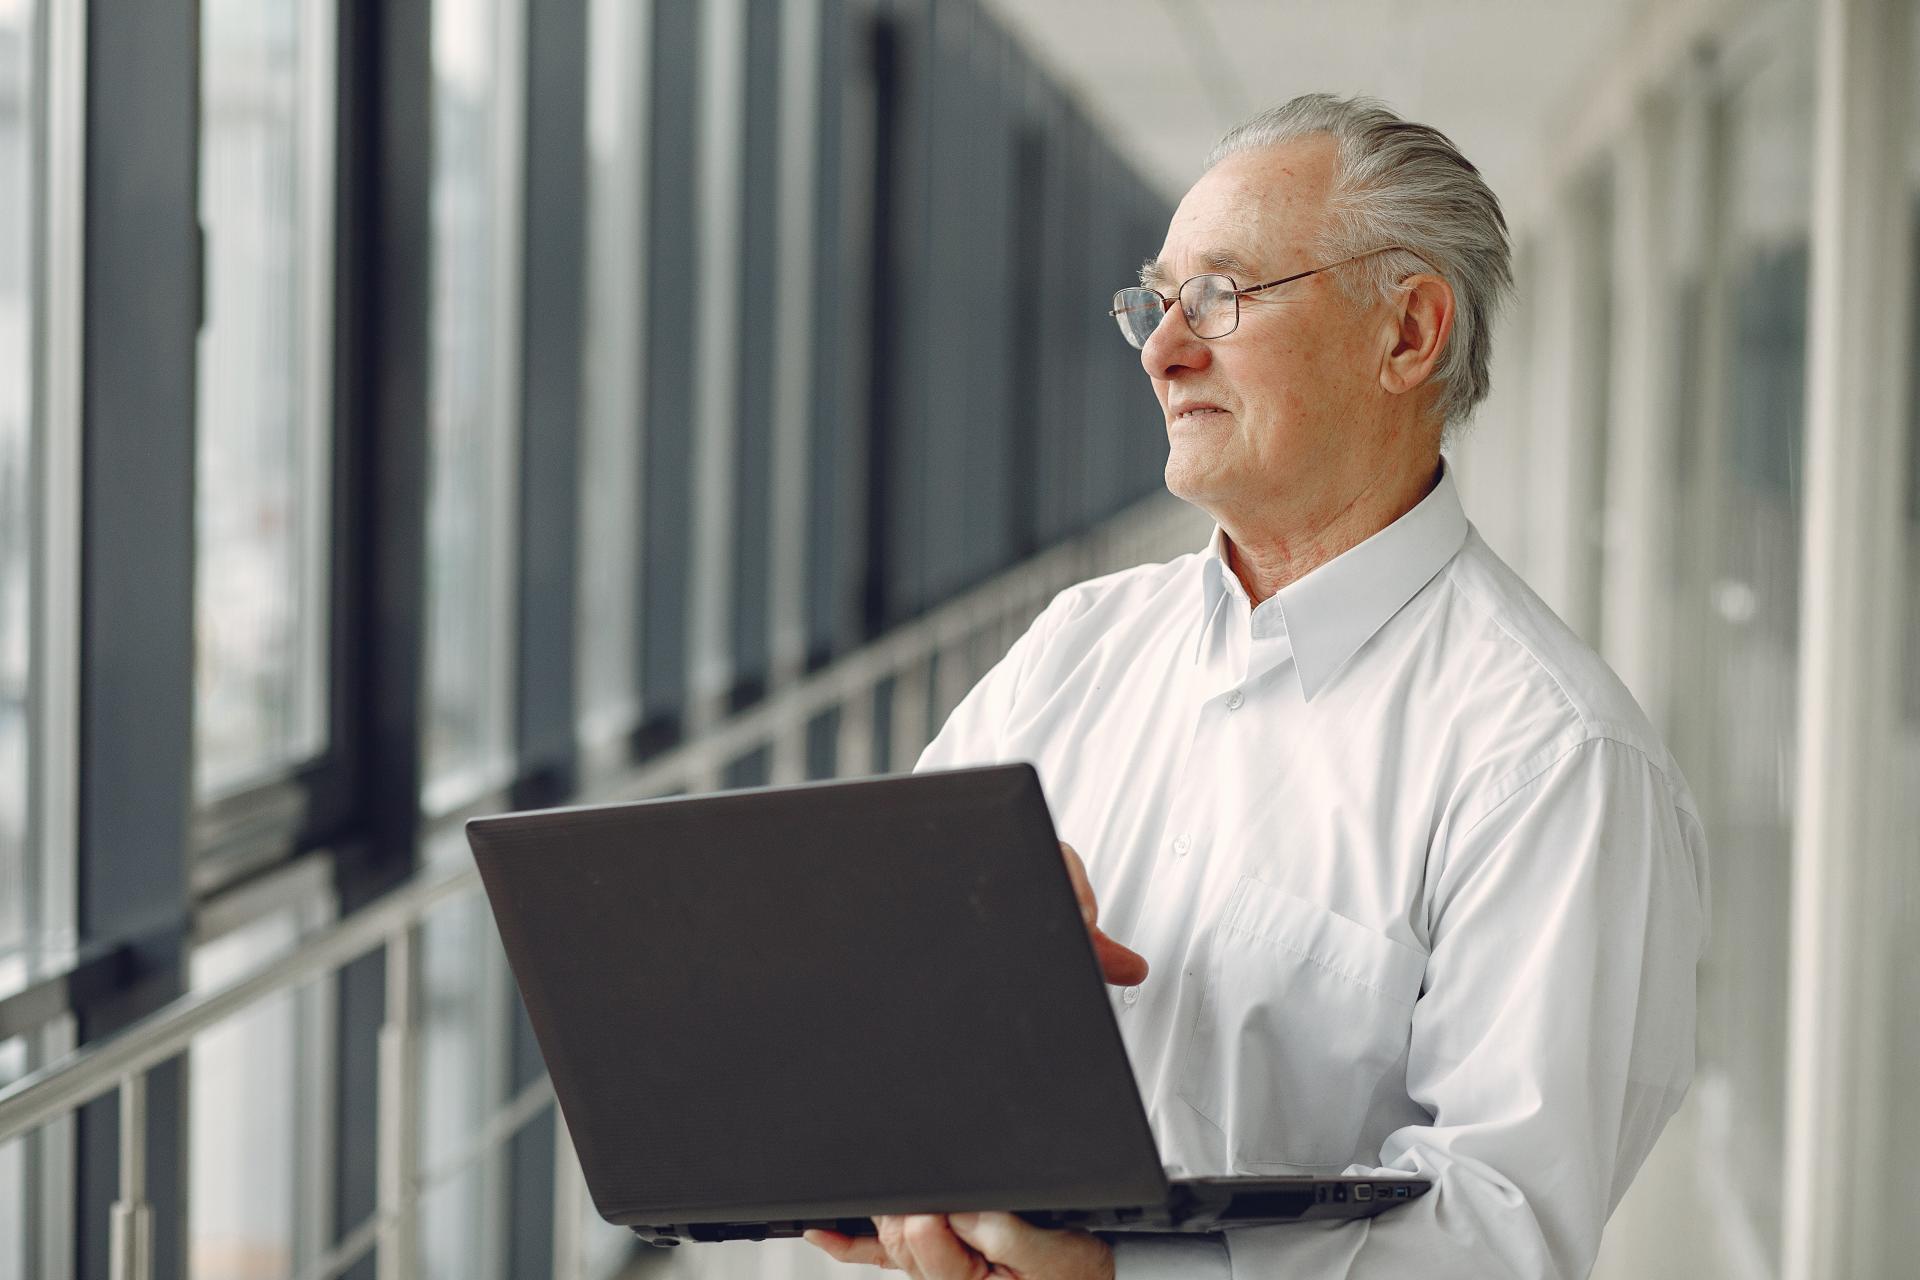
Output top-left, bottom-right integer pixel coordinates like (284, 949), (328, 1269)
(1146, 141), (1335, 285)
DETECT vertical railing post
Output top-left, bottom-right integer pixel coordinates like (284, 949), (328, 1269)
(835, 685), (875, 779)
(377, 924), (422, 1280)
(107, 1073), (152, 1280)
(549, 1107), (583, 1280)
(769, 715), (809, 786)
(934, 629), (972, 726)
(888, 660), (930, 772)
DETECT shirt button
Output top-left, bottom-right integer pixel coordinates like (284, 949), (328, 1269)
(1122, 985), (1140, 1006)
(1172, 833), (1191, 856)
(1226, 689), (1244, 710)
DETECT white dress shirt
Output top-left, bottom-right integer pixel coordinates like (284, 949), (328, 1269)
(913, 462), (1710, 1279)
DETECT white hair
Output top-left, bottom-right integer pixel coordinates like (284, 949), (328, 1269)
(1207, 94), (1513, 435)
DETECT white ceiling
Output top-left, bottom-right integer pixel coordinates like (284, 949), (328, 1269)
(978, 0), (1644, 221)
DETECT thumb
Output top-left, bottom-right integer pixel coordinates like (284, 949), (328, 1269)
(1091, 927), (1149, 985)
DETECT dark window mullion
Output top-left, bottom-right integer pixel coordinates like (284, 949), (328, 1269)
(74, 3), (200, 1276)
(503, 0), (589, 1263)
(511, 0), (587, 809)
(330, 2), (434, 1276)
(635, 0), (701, 757)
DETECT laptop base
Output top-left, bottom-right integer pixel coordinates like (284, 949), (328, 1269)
(630, 1174), (1428, 1245)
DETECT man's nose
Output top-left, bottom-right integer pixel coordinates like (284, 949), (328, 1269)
(1140, 303), (1211, 381)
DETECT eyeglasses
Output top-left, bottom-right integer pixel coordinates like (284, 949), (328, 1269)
(1108, 246), (1422, 349)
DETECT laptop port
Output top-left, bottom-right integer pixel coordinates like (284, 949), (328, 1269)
(1393, 1186), (1410, 1199)
(1332, 1184), (1347, 1203)
(1355, 1185), (1373, 1201)
(1316, 1185), (1328, 1203)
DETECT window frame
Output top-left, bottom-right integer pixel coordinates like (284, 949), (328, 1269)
(188, 0), (360, 897)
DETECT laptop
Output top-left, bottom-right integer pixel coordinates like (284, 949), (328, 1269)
(465, 762), (1430, 1247)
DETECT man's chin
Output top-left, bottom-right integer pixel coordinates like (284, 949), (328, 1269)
(1162, 460), (1222, 512)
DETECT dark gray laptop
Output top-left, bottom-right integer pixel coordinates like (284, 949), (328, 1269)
(465, 762), (1430, 1247)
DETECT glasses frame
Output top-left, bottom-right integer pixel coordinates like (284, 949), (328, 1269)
(1108, 245), (1429, 346)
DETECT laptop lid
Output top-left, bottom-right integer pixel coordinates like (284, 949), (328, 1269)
(466, 763), (1172, 1228)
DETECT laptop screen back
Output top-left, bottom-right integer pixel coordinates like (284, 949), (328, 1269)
(467, 764), (1169, 1226)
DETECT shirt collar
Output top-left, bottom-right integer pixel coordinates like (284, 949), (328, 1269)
(1195, 458), (1470, 701)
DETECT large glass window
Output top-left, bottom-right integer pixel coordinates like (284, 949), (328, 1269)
(416, 837), (511, 1280)
(1671, 14), (1814, 1260)
(193, 0), (335, 800)
(0, 0), (34, 965)
(187, 903), (332, 1280)
(424, 0), (523, 813)
(575, 0), (646, 753)
(0, 1036), (27, 1280)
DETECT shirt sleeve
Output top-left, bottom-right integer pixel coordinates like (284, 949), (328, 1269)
(1130, 734), (1710, 1280)
(912, 591), (1067, 773)
(1108, 1232), (1233, 1279)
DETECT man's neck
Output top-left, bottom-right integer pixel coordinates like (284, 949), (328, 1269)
(1220, 456), (1443, 606)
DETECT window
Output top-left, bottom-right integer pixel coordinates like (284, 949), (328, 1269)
(187, 900), (333, 1280)
(0, 0), (34, 964)
(1672, 18), (1815, 1258)
(0, 1035), (26, 1280)
(416, 839), (512, 1280)
(423, 0), (523, 814)
(193, 0), (336, 801)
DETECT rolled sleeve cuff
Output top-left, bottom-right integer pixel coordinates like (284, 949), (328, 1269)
(1107, 1232), (1232, 1280)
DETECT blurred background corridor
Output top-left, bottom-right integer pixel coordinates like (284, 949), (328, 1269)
(0, 0), (1915, 1277)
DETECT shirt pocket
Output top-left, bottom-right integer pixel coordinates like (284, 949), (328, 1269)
(1176, 875), (1426, 1170)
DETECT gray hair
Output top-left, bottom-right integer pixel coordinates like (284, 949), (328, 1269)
(1207, 94), (1513, 434)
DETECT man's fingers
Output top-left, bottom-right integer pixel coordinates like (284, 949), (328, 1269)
(803, 1228), (896, 1269)
(949, 1211), (1111, 1275)
(1092, 927), (1150, 986)
(1062, 841), (1149, 985)
(1058, 840), (1097, 925)
(901, 1213), (990, 1279)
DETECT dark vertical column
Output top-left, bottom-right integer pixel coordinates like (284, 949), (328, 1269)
(73, 4), (198, 1275)
(513, 0), (587, 807)
(1090, 143), (1121, 514)
(862, 7), (904, 635)
(1036, 101), (1088, 544)
(636, 0), (701, 754)
(874, 0), (932, 627)
(1130, 191), (1171, 501)
(333, 1), (433, 1275)
(806, 0), (853, 669)
(729, 0), (780, 712)
(959, 16), (1015, 586)
(503, 0), (588, 1267)
(1082, 146), (1132, 522)
(918, 0), (971, 603)
(1006, 110), (1046, 560)
(505, 1001), (557, 1280)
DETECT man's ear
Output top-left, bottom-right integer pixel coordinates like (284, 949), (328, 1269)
(1379, 273), (1455, 399)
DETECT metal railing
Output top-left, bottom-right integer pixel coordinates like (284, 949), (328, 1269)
(0, 491), (1209, 1280)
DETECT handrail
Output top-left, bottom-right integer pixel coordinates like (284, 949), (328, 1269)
(0, 858), (474, 1141)
(0, 488), (1209, 1278)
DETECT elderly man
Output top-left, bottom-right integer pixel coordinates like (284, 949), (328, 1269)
(806, 94), (1707, 1280)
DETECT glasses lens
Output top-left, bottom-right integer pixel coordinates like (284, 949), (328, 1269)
(1180, 274), (1238, 339)
(1112, 288), (1164, 349)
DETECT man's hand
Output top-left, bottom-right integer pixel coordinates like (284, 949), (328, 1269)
(805, 1212), (1114, 1279)
(1058, 841), (1148, 986)
(801, 845), (1138, 1276)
